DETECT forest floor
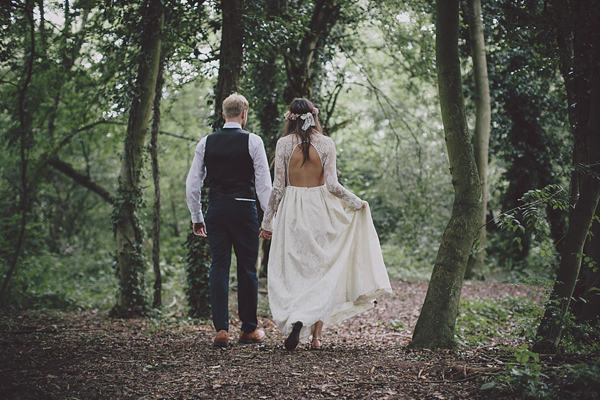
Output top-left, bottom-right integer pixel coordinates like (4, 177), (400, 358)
(0, 280), (588, 399)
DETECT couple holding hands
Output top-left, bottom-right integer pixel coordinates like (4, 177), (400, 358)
(186, 93), (391, 351)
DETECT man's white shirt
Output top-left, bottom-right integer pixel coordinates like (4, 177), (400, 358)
(186, 122), (272, 224)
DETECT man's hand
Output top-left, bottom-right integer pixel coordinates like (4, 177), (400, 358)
(259, 227), (272, 240)
(193, 222), (207, 237)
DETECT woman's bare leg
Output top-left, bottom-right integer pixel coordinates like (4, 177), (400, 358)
(312, 321), (323, 349)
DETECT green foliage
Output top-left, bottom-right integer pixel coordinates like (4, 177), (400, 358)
(381, 244), (436, 281)
(487, 183), (570, 281)
(389, 319), (405, 332)
(184, 225), (211, 319)
(488, 346), (600, 399)
(455, 296), (544, 347)
(476, 0), (572, 269)
(498, 343), (549, 399)
(3, 248), (117, 310)
(0, 0), (582, 316)
(520, 185), (570, 229)
(555, 362), (600, 399)
(556, 310), (600, 355)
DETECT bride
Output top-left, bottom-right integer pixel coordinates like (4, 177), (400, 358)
(259, 98), (392, 350)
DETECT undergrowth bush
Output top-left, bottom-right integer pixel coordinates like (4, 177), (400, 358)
(486, 345), (600, 399)
(455, 295), (544, 347)
(5, 248), (117, 310)
(381, 243), (434, 281)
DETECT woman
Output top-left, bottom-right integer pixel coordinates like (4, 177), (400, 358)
(259, 98), (392, 350)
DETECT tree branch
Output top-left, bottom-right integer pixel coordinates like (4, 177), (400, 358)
(49, 158), (115, 204)
(158, 130), (198, 142)
(57, 120), (126, 150)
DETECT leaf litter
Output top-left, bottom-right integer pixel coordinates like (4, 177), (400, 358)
(0, 281), (554, 399)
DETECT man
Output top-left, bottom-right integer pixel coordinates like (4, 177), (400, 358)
(186, 93), (272, 347)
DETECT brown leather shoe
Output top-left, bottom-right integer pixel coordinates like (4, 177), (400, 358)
(238, 328), (266, 344)
(213, 330), (228, 348)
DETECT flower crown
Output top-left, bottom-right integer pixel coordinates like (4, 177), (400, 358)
(284, 108), (319, 131)
(284, 108), (319, 121)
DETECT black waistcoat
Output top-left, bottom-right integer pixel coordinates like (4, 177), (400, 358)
(204, 128), (255, 201)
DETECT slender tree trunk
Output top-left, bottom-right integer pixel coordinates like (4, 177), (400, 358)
(211, 0), (244, 130)
(151, 57), (165, 309)
(169, 188), (180, 237)
(465, 0), (490, 280)
(112, 0), (164, 317)
(408, 0), (483, 349)
(251, 0), (284, 277)
(578, 206), (600, 323)
(533, 0), (600, 353)
(255, 53), (278, 277)
(0, 1), (35, 305)
(534, 46), (600, 353)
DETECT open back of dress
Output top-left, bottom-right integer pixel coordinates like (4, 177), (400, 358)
(288, 144), (325, 188)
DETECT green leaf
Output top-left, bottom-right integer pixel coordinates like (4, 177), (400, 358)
(480, 381), (496, 390)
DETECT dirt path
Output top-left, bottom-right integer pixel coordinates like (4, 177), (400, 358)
(0, 281), (545, 399)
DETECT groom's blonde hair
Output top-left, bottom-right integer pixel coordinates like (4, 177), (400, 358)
(222, 93), (249, 118)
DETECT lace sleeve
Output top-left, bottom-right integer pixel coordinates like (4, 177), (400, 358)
(261, 138), (286, 231)
(323, 137), (363, 210)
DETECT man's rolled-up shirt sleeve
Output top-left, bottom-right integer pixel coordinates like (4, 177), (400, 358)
(250, 134), (273, 212)
(186, 137), (207, 223)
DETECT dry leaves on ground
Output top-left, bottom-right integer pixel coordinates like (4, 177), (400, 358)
(1, 281), (548, 399)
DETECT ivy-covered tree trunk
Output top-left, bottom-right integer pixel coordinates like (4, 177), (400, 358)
(185, 222), (212, 318)
(211, 0), (244, 130)
(465, 0), (490, 280)
(150, 57), (165, 309)
(112, 0), (164, 317)
(185, 0), (245, 318)
(533, 0), (600, 353)
(250, 0), (285, 277)
(283, 0), (340, 103)
(408, 0), (483, 349)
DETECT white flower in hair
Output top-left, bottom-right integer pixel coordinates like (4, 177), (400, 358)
(300, 112), (316, 131)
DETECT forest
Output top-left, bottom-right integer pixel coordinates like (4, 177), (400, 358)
(1, 0), (599, 398)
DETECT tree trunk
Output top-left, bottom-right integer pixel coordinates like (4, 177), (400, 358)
(251, 0), (284, 277)
(186, 0), (245, 316)
(151, 57), (165, 309)
(534, 173), (600, 352)
(578, 206), (600, 323)
(211, 0), (244, 130)
(533, 0), (600, 353)
(465, 0), (490, 280)
(570, 205), (600, 324)
(408, 0), (483, 349)
(283, 0), (340, 103)
(534, 50), (600, 354)
(0, 1), (35, 305)
(112, 0), (164, 317)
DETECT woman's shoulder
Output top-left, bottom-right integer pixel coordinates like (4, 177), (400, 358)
(277, 134), (295, 143)
(311, 132), (331, 140)
(312, 133), (334, 146)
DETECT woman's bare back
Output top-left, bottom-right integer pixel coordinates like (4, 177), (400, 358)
(288, 144), (325, 187)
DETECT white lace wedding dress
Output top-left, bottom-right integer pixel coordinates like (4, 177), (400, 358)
(261, 133), (392, 343)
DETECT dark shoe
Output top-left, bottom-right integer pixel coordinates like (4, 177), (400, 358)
(213, 330), (228, 348)
(238, 328), (266, 344)
(284, 321), (303, 351)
